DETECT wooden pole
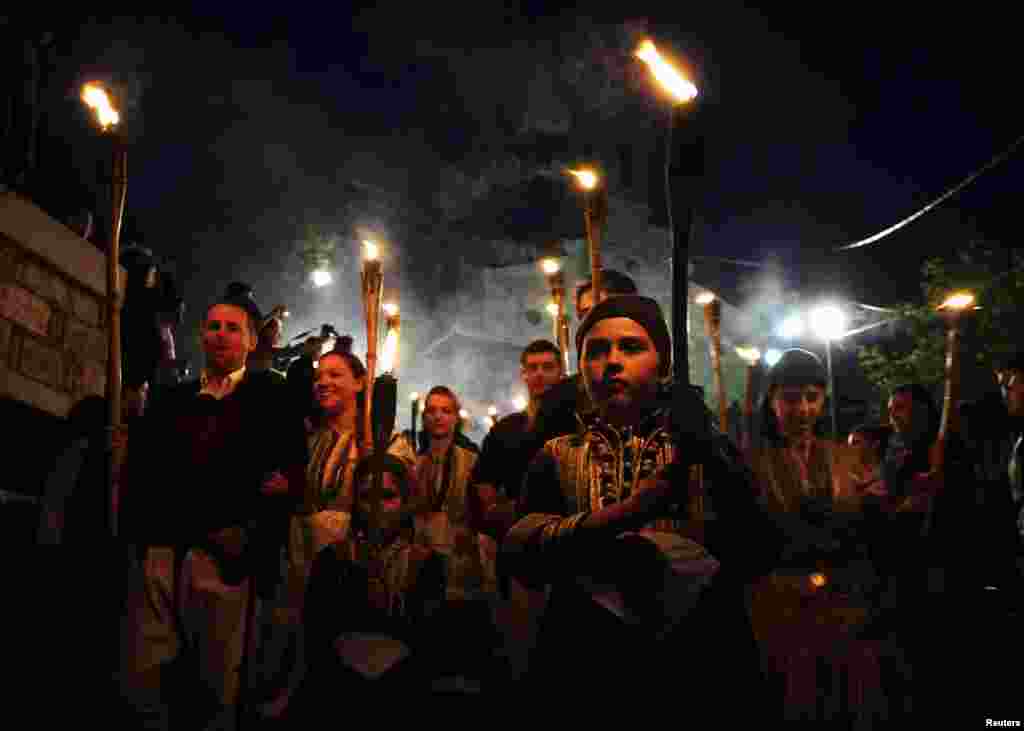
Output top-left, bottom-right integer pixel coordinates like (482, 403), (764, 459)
(582, 186), (607, 305)
(667, 102), (706, 534)
(361, 260), (383, 457)
(107, 136), (126, 538)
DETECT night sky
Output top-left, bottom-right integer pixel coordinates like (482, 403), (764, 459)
(35, 7), (1022, 350)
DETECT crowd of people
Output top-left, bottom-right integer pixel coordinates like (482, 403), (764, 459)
(31, 264), (1024, 727)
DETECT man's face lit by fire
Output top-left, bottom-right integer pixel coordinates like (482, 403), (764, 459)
(521, 352), (563, 399)
(315, 353), (363, 416)
(424, 393), (458, 440)
(771, 384), (825, 441)
(582, 317), (660, 419)
(203, 304), (256, 375)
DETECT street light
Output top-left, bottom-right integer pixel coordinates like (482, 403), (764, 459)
(809, 304), (848, 442)
(81, 81), (125, 539)
(311, 269), (333, 288)
(778, 314), (806, 339)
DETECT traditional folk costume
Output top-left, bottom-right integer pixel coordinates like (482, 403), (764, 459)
(118, 364), (308, 729)
(288, 427), (416, 607)
(287, 453), (447, 714)
(747, 349), (881, 723)
(502, 296), (769, 707)
(291, 532), (446, 710)
(413, 437), (487, 599)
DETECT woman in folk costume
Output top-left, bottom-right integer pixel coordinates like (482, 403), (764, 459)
(260, 338), (415, 718)
(746, 348), (880, 722)
(288, 454), (446, 714)
(413, 387), (484, 596)
(289, 336), (416, 603)
(412, 386), (504, 692)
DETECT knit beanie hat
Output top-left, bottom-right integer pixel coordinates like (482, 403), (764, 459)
(767, 348), (827, 389)
(575, 294), (671, 377)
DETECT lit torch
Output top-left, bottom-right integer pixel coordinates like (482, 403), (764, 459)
(923, 291), (977, 522)
(736, 346), (762, 457)
(697, 292), (726, 433)
(567, 168), (606, 306)
(540, 254), (571, 373)
(380, 303), (400, 375)
(360, 240), (384, 456)
(81, 81), (125, 539)
(635, 40), (699, 105)
(636, 38), (704, 544)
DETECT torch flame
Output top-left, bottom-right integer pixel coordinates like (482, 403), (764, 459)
(379, 328), (399, 373)
(410, 391), (419, 401)
(459, 409), (469, 419)
(540, 257), (561, 275)
(382, 302), (399, 318)
(696, 291), (716, 305)
(568, 168), (599, 191)
(512, 395), (528, 411)
(635, 40), (699, 104)
(81, 84), (120, 129)
(363, 240), (379, 261)
(488, 405), (498, 416)
(546, 302), (559, 317)
(736, 346), (761, 365)
(809, 572), (827, 588)
(938, 292), (975, 311)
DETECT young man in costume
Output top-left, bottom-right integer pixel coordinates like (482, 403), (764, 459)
(501, 295), (772, 706)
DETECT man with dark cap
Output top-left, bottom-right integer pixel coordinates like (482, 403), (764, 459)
(747, 348), (878, 721)
(498, 295), (772, 708)
(530, 269), (639, 444)
(118, 282), (308, 729)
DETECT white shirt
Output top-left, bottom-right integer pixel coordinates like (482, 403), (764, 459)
(199, 365), (247, 400)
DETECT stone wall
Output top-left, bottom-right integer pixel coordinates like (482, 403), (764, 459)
(0, 193), (120, 418)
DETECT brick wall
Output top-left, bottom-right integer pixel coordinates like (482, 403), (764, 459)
(0, 193), (119, 418)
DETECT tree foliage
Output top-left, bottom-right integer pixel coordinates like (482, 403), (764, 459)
(858, 241), (1024, 393)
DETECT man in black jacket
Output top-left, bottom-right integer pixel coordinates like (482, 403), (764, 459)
(118, 284), (308, 729)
